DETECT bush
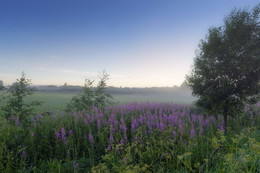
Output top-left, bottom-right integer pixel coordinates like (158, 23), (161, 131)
(66, 71), (114, 112)
(1, 72), (41, 125)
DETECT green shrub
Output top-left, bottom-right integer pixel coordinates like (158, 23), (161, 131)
(66, 71), (114, 112)
(1, 72), (41, 125)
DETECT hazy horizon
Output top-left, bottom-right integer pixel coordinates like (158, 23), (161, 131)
(0, 0), (259, 87)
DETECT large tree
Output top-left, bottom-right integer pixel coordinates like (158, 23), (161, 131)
(186, 4), (260, 130)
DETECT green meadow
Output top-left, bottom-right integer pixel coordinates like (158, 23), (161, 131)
(0, 2), (259, 172)
(0, 91), (195, 112)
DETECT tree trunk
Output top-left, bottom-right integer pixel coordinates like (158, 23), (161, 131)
(224, 114), (227, 131)
(223, 107), (228, 132)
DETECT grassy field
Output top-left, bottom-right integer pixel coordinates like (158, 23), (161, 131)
(0, 91), (195, 112)
(0, 102), (259, 172)
(0, 90), (259, 172)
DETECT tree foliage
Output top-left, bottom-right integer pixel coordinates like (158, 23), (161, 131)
(1, 72), (41, 124)
(95, 71), (114, 109)
(186, 4), (260, 128)
(0, 80), (6, 102)
(0, 80), (4, 90)
(66, 71), (114, 112)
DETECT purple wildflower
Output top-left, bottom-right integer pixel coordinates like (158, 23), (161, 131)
(90, 115), (94, 123)
(199, 126), (203, 136)
(73, 161), (78, 172)
(179, 124), (183, 137)
(210, 116), (217, 126)
(159, 122), (165, 132)
(69, 129), (73, 136)
(147, 121), (153, 134)
(198, 115), (204, 126)
(120, 138), (124, 145)
(191, 114), (196, 123)
(38, 114), (43, 119)
(88, 133), (94, 145)
(131, 119), (135, 133)
(31, 132), (34, 137)
(204, 119), (209, 128)
(21, 151), (26, 158)
(139, 115), (144, 124)
(109, 134), (114, 144)
(55, 130), (60, 139)
(217, 120), (224, 131)
(245, 104), (250, 112)
(107, 145), (111, 152)
(97, 119), (101, 130)
(85, 114), (90, 121)
(156, 120), (160, 129)
(61, 128), (67, 144)
(190, 127), (195, 139)
(83, 119), (88, 125)
(219, 125), (224, 131)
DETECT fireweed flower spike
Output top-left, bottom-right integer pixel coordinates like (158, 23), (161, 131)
(55, 130), (60, 140)
(61, 128), (67, 144)
(69, 129), (73, 136)
(88, 133), (94, 145)
(179, 124), (183, 139)
(190, 127), (195, 139)
(73, 161), (78, 172)
(109, 134), (114, 144)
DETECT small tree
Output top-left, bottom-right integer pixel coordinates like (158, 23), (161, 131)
(186, 4), (260, 130)
(0, 80), (4, 90)
(66, 71), (114, 112)
(66, 79), (95, 112)
(2, 72), (41, 124)
(0, 80), (6, 101)
(95, 71), (114, 110)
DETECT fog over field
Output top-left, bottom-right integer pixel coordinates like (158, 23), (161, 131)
(0, 0), (259, 172)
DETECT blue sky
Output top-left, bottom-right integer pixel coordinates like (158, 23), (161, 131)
(0, 0), (259, 87)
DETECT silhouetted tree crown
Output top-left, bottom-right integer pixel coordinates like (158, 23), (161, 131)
(186, 4), (260, 129)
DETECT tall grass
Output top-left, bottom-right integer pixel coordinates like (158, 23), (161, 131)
(0, 103), (259, 172)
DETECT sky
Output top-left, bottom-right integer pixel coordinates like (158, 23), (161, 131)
(0, 0), (259, 87)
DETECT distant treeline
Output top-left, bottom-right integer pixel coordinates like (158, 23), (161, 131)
(28, 82), (192, 96)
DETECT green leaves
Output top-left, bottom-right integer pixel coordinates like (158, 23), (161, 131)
(0, 80), (5, 91)
(186, 4), (260, 128)
(66, 71), (114, 112)
(1, 72), (42, 125)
